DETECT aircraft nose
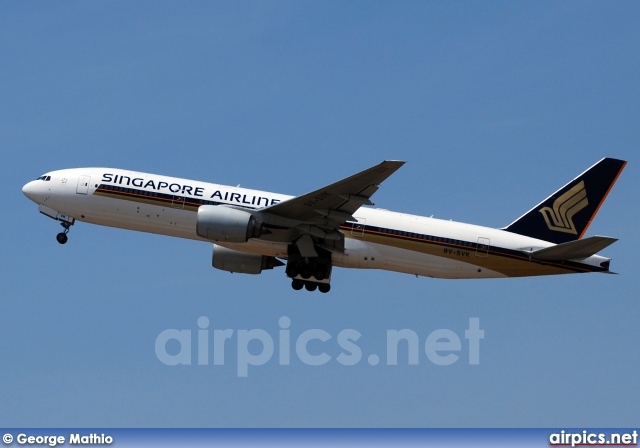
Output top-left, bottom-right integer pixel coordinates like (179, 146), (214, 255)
(22, 181), (35, 201)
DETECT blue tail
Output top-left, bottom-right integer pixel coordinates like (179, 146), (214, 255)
(503, 158), (626, 244)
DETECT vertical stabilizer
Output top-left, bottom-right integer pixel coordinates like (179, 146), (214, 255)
(503, 158), (626, 244)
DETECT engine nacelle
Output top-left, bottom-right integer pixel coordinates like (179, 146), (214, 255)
(196, 205), (263, 242)
(212, 245), (283, 275)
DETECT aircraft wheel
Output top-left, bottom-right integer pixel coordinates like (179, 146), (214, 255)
(287, 263), (300, 278)
(291, 280), (304, 291)
(304, 282), (317, 292)
(318, 284), (331, 294)
(300, 266), (311, 279)
(56, 233), (68, 245)
(313, 265), (326, 281)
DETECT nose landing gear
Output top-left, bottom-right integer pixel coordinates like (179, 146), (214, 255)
(37, 205), (76, 245)
(56, 221), (71, 244)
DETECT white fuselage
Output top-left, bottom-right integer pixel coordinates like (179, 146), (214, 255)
(22, 168), (610, 279)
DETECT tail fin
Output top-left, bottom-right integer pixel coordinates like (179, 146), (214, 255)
(503, 158), (626, 244)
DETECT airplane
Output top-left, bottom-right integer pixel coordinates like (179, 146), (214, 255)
(22, 157), (626, 293)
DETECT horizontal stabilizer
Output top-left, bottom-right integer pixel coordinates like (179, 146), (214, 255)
(526, 236), (618, 261)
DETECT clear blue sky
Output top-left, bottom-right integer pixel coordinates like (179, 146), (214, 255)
(1, 1), (638, 427)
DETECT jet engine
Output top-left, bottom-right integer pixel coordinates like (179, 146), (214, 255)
(196, 205), (264, 242)
(212, 245), (283, 274)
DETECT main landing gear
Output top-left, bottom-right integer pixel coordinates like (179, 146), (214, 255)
(291, 279), (331, 293)
(286, 246), (332, 293)
(56, 221), (71, 244)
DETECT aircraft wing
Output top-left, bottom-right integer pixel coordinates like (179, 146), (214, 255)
(264, 160), (405, 226)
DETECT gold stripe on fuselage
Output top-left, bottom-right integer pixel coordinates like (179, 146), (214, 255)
(94, 186), (595, 277)
(94, 188), (201, 212)
(343, 228), (591, 277)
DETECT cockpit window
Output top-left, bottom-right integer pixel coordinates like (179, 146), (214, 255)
(36, 175), (51, 181)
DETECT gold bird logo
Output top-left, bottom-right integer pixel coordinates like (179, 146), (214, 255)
(539, 181), (588, 234)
